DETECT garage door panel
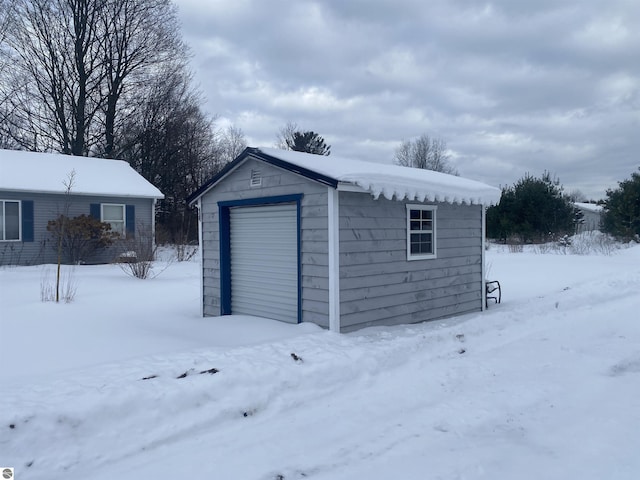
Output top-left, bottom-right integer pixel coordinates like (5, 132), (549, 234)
(229, 203), (299, 323)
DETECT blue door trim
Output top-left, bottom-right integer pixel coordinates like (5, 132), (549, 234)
(218, 194), (303, 322)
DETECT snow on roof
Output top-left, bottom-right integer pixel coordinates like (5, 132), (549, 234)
(256, 147), (501, 205)
(574, 202), (603, 213)
(0, 149), (163, 199)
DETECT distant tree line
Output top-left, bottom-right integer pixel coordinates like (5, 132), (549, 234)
(486, 168), (640, 244)
(0, 0), (246, 242)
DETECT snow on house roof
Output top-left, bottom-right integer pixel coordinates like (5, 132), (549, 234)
(246, 147), (500, 205)
(0, 149), (163, 199)
(574, 202), (603, 213)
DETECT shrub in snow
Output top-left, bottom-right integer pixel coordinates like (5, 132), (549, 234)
(0, 243), (25, 266)
(532, 231), (619, 256)
(47, 214), (117, 264)
(116, 223), (157, 279)
(40, 266), (76, 303)
(174, 243), (198, 262)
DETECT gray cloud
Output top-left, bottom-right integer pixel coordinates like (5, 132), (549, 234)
(176, 0), (640, 199)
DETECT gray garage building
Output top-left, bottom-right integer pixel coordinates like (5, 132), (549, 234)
(187, 147), (500, 332)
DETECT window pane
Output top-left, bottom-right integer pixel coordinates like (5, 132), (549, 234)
(410, 232), (433, 255)
(410, 210), (420, 220)
(5, 201), (19, 239)
(410, 220), (421, 231)
(103, 205), (124, 221)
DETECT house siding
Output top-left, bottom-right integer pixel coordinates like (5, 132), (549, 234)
(576, 208), (602, 232)
(198, 158), (330, 326)
(338, 191), (483, 332)
(0, 190), (155, 266)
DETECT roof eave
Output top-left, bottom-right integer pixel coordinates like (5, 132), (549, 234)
(336, 182), (367, 193)
(253, 149), (339, 189)
(187, 147), (340, 206)
(0, 187), (164, 199)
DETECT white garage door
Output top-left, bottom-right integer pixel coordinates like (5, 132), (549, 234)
(229, 203), (298, 323)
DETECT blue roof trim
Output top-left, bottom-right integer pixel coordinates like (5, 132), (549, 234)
(253, 150), (338, 189)
(187, 147), (338, 205)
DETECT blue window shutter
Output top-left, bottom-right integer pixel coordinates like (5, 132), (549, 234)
(22, 200), (34, 242)
(90, 203), (101, 219)
(126, 205), (135, 238)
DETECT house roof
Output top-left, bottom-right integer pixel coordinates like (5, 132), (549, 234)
(188, 147), (501, 206)
(0, 149), (164, 199)
(575, 202), (603, 213)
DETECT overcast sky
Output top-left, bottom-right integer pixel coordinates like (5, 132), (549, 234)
(175, 0), (640, 199)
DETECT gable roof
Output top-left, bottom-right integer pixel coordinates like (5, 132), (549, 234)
(0, 149), (163, 199)
(574, 202), (603, 213)
(188, 147), (501, 206)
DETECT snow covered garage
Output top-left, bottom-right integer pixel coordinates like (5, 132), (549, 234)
(187, 147), (500, 333)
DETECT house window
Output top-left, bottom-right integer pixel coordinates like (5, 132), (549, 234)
(407, 205), (437, 260)
(102, 204), (126, 236)
(0, 200), (21, 241)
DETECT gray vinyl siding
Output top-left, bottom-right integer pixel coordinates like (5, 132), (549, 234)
(576, 208), (602, 232)
(198, 158), (330, 325)
(0, 190), (155, 266)
(338, 191), (483, 332)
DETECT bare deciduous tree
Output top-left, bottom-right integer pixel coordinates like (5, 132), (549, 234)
(0, 0), (186, 156)
(0, 0), (15, 85)
(1, 0), (220, 243)
(567, 189), (587, 203)
(275, 121), (298, 150)
(218, 125), (247, 164)
(118, 67), (216, 243)
(99, 0), (186, 158)
(3, 0), (106, 154)
(394, 134), (458, 175)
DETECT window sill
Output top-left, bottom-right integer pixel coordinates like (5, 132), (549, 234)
(407, 253), (437, 261)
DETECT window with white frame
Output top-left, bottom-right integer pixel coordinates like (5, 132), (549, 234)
(0, 200), (21, 241)
(102, 204), (125, 236)
(407, 205), (437, 260)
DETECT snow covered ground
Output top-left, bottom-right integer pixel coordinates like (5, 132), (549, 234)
(1, 239), (640, 480)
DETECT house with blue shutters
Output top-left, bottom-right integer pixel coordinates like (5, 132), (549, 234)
(188, 147), (501, 333)
(0, 149), (163, 266)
